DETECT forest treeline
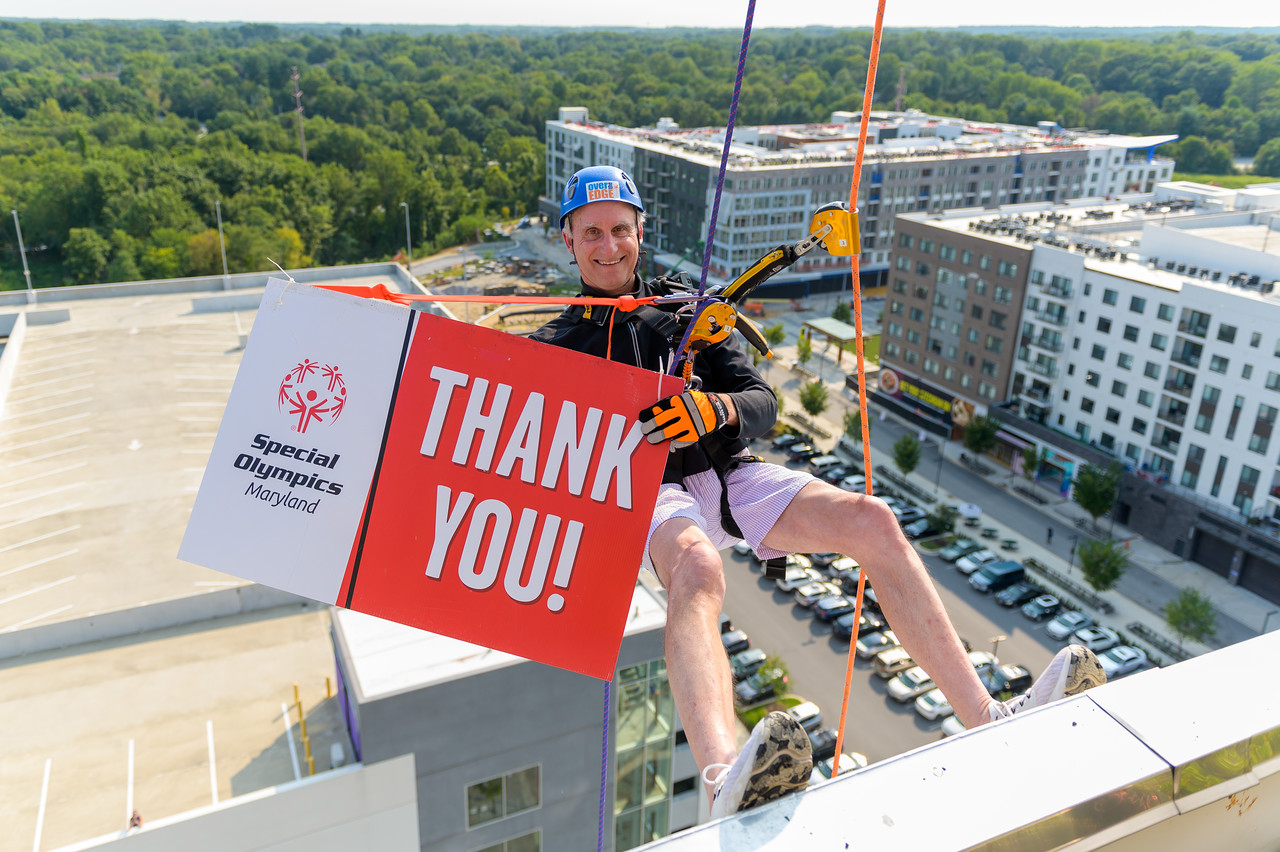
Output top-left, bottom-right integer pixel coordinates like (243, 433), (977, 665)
(2, 20), (1280, 289)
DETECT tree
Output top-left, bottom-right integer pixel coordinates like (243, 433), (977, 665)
(962, 414), (1000, 457)
(1255, 137), (1280, 178)
(1074, 462), (1122, 527)
(927, 504), (958, 536)
(1078, 536), (1128, 593)
(798, 379), (828, 420)
(63, 228), (112, 285)
(843, 409), (862, 441)
(1163, 587), (1217, 651)
(764, 322), (787, 348)
(893, 432), (922, 477)
(832, 300), (853, 324)
(796, 332), (813, 367)
(1020, 444), (1049, 496)
(772, 385), (786, 417)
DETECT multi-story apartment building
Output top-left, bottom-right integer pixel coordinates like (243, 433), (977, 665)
(542, 106), (1175, 295)
(881, 193), (1280, 604)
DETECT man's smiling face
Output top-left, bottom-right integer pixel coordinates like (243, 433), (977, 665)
(562, 199), (642, 295)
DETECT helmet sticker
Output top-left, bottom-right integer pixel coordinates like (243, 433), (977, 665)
(585, 180), (621, 201)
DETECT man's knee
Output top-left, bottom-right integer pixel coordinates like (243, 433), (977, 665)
(836, 490), (902, 539)
(651, 519), (726, 597)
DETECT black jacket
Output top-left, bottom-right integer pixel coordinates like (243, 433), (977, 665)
(529, 275), (777, 483)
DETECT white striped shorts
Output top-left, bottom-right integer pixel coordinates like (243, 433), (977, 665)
(643, 456), (815, 572)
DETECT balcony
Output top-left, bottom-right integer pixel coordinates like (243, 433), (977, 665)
(1163, 379), (1195, 397)
(1176, 319), (1209, 338)
(1157, 407), (1187, 427)
(1024, 361), (1059, 379)
(1033, 310), (1068, 328)
(1039, 282), (1073, 300)
(1152, 435), (1181, 454)
(1029, 335), (1064, 353)
(1019, 385), (1050, 402)
(1170, 350), (1201, 369)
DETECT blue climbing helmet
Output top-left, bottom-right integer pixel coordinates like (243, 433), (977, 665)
(559, 165), (644, 230)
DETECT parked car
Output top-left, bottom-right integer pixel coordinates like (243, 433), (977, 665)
(955, 549), (999, 575)
(771, 432), (804, 449)
(808, 454), (844, 476)
(1070, 626), (1121, 653)
(914, 688), (955, 721)
(938, 537), (983, 563)
(721, 629), (750, 656)
(839, 577), (880, 610)
(810, 751), (868, 784)
(1046, 610), (1094, 641)
(734, 667), (787, 705)
(895, 505), (928, 526)
(775, 565), (824, 593)
(1021, 594), (1062, 622)
(812, 594), (857, 623)
(838, 474), (867, 492)
(855, 629), (899, 660)
(729, 648), (768, 683)
(980, 664), (1033, 700)
(1098, 645), (1149, 679)
(940, 715), (967, 738)
(808, 727), (841, 763)
(809, 552), (842, 568)
(994, 581), (1043, 608)
(825, 556), (861, 583)
(872, 646), (916, 678)
(794, 580), (842, 608)
(887, 665), (940, 702)
(969, 561), (1026, 593)
(787, 443), (822, 462)
(903, 516), (939, 539)
(821, 464), (857, 484)
(832, 610), (886, 641)
(732, 540), (754, 558)
(787, 700), (823, 732)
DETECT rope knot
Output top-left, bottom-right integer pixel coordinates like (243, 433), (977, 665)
(615, 294), (638, 312)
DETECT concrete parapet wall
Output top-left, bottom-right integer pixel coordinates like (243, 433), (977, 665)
(0, 310), (27, 421)
(0, 584), (306, 660)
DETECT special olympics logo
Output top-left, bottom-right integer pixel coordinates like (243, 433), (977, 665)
(278, 359), (347, 434)
(878, 367), (900, 396)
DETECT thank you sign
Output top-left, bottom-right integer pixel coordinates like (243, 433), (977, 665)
(180, 279), (680, 678)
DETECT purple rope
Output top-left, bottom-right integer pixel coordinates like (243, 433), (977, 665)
(597, 677), (611, 852)
(669, 0), (757, 374)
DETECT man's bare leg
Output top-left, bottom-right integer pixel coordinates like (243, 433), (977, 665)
(648, 517), (740, 785)
(761, 481), (997, 729)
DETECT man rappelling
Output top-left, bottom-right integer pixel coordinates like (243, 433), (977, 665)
(532, 165), (1106, 818)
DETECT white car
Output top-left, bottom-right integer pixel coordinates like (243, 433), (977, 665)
(915, 687), (955, 721)
(775, 566), (824, 593)
(1098, 645), (1149, 678)
(788, 701), (823, 732)
(955, 549), (999, 575)
(794, 580), (842, 607)
(940, 715), (967, 738)
(1046, 610), (1094, 641)
(855, 629), (900, 661)
(809, 751), (868, 784)
(826, 556), (861, 581)
(1070, 626), (1121, 653)
(887, 665), (937, 702)
(838, 474), (867, 492)
(732, 541), (753, 557)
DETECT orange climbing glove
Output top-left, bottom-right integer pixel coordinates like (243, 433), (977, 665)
(639, 390), (729, 449)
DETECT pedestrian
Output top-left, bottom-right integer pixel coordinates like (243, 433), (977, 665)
(532, 165), (1105, 819)
(128, 810), (143, 830)
(1047, 527), (1054, 545)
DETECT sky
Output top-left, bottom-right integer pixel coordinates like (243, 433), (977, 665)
(12, 1), (1280, 30)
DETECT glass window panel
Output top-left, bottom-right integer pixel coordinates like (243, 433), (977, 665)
(643, 802), (670, 845)
(508, 831), (540, 852)
(615, 809), (642, 851)
(616, 681), (647, 751)
(644, 742), (672, 805)
(619, 664), (646, 683)
(506, 766), (540, 815)
(468, 778), (503, 828)
(647, 679), (674, 742)
(615, 748), (645, 815)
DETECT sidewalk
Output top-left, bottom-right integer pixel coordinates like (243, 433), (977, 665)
(766, 336), (1274, 661)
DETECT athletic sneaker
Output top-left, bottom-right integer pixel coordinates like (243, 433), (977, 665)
(989, 643), (1106, 722)
(704, 710), (813, 819)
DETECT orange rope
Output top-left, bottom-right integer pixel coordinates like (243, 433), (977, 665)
(316, 282), (654, 312)
(833, 0), (887, 780)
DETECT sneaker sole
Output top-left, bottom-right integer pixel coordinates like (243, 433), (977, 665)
(736, 712), (813, 813)
(1062, 645), (1107, 695)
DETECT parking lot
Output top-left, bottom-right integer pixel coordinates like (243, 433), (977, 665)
(718, 440), (1076, 765)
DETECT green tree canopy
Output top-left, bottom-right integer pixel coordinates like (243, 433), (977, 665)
(1078, 536), (1128, 593)
(893, 432), (923, 477)
(798, 379), (828, 419)
(1163, 587), (1218, 651)
(1255, 138), (1280, 178)
(962, 414), (1000, 457)
(796, 333), (813, 367)
(1074, 463), (1122, 524)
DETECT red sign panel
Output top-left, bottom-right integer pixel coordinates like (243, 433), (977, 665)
(341, 312), (681, 679)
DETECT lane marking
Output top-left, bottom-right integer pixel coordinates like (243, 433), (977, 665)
(0, 576), (76, 607)
(281, 703), (302, 782)
(6, 383), (94, 405)
(32, 759), (51, 852)
(1, 603), (73, 633)
(207, 720), (219, 804)
(0, 484), (83, 510)
(1, 413), (91, 436)
(0, 399), (88, 421)
(180, 432), (218, 438)
(0, 504), (83, 533)
(20, 347), (95, 364)
(127, 740), (135, 826)
(12, 370), (97, 389)
(0, 550), (79, 579)
(0, 527), (82, 556)
(4, 445), (87, 468)
(0, 462), (89, 489)
(0, 429), (92, 454)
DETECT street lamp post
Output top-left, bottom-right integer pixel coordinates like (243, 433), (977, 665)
(400, 201), (412, 270)
(990, 633), (1007, 661)
(1067, 534), (1078, 575)
(215, 200), (230, 291)
(11, 209), (34, 303)
(1264, 610), (1279, 634)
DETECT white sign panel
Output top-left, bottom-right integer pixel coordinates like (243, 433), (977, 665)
(179, 279), (412, 604)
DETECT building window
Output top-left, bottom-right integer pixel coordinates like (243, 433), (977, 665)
(1129, 296), (1146, 313)
(475, 831), (542, 852)
(899, 233), (914, 249)
(1243, 364), (1254, 380)
(1209, 355), (1229, 374)
(1085, 370), (1100, 387)
(1091, 344), (1106, 361)
(1097, 317), (1112, 333)
(1151, 333), (1167, 351)
(1106, 407), (1121, 424)
(1132, 417), (1147, 435)
(1218, 324), (1237, 344)
(1157, 303), (1174, 321)
(614, 659), (676, 850)
(920, 239), (934, 254)
(1112, 380), (1127, 397)
(1123, 325), (1139, 342)
(984, 335), (1003, 354)
(1267, 371), (1280, 391)
(1250, 331), (1262, 348)
(1137, 389), (1154, 407)
(1102, 288), (1118, 306)
(997, 260), (1018, 277)
(989, 311), (1007, 330)
(1117, 353), (1133, 370)
(468, 767), (541, 829)
(960, 249), (972, 264)
(1234, 465), (1260, 513)
(940, 244), (955, 261)
(978, 254), (991, 270)
(971, 304), (984, 320)
(1144, 361), (1161, 379)
(1081, 398), (1095, 413)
